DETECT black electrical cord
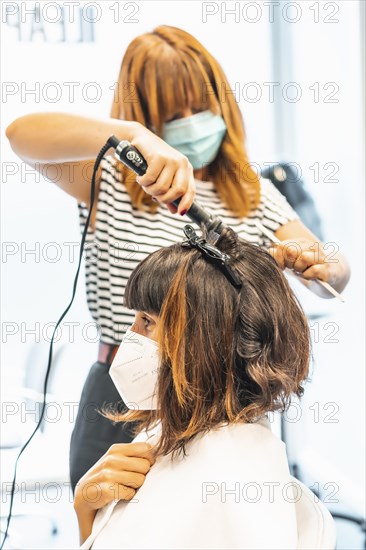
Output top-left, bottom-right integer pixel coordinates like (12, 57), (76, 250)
(0, 141), (112, 549)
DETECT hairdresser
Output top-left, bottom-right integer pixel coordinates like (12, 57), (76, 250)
(6, 26), (350, 492)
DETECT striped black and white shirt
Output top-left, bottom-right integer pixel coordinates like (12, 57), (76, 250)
(78, 156), (299, 344)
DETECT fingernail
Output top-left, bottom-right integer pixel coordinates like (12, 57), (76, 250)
(136, 176), (140, 184)
(180, 209), (187, 216)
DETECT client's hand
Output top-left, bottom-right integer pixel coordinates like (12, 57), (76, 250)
(74, 442), (155, 543)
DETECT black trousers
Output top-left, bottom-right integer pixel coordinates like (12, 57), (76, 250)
(69, 361), (136, 493)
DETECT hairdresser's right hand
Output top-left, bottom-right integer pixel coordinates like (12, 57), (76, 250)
(131, 123), (196, 215)
(74, 441), (155, 513)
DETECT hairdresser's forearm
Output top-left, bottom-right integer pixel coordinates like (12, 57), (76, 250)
(6, 113), (138, 163)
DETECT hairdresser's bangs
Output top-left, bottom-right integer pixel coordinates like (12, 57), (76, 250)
(139, 45), (221, 134)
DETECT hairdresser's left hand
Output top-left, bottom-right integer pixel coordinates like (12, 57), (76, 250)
(268, 220), (350, 298)
(268, 237), (350, 298)
(268, 237), (336, 281)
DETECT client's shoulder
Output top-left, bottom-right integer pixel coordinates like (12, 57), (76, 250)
(186, 416), (288, 479)
(208, 416), (283, 451)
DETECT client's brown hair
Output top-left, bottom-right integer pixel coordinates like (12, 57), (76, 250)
(106, 228), (310, 457)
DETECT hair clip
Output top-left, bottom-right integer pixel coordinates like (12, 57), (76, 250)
(182, 225), (242, 288)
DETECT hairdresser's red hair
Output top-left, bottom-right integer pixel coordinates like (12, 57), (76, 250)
(110, 25), (260, 217)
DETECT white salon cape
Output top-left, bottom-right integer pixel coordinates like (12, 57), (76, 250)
(80, 416), (298, 549)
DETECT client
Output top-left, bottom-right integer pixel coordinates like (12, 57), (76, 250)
(75, 226), (310, 549)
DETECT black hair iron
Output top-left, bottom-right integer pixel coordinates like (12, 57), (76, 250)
(107, 136), (227, 235)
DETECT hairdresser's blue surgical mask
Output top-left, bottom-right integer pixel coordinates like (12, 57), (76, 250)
(162, 110), (227, 170)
